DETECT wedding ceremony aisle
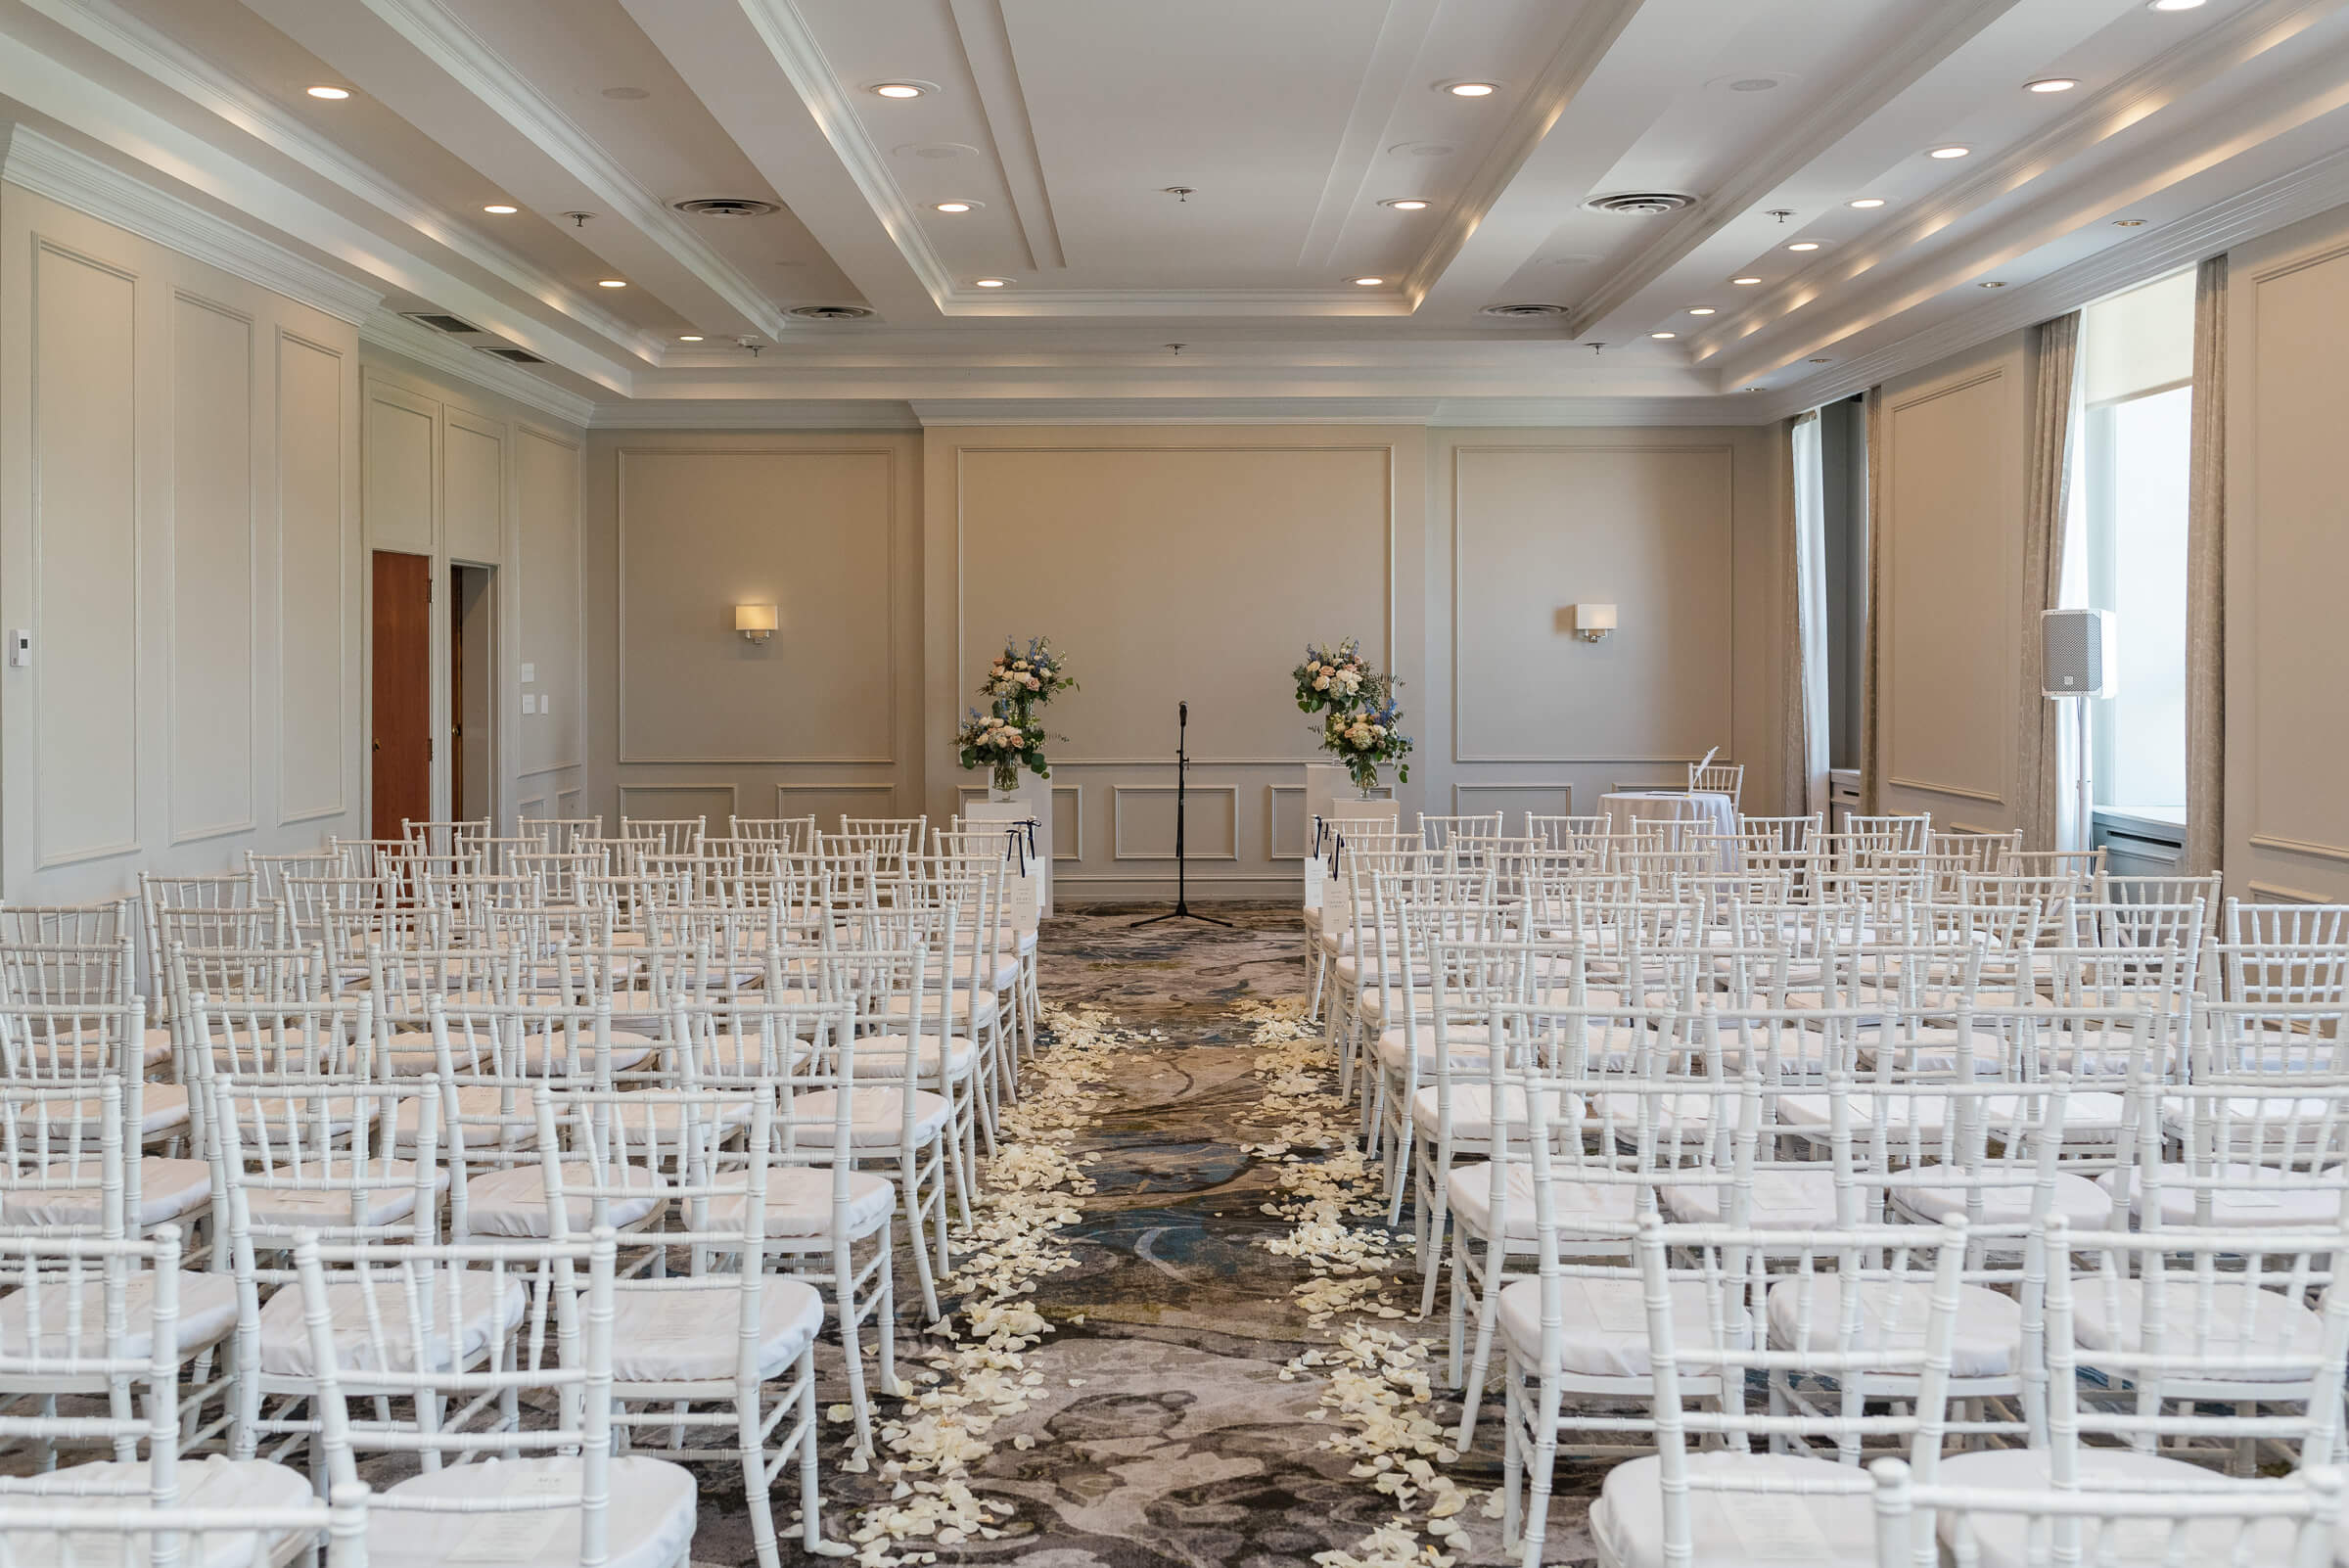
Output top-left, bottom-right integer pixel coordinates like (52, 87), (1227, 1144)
(693, 905), (1596, 1568)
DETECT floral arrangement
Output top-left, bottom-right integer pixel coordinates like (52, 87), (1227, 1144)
(985, 637), (1079, 706)
(957, 706), (1050, 796)
(1292, 638), (1383, 715)
(1322, 698), (1412, 795)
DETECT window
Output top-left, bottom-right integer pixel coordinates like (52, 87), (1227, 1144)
(2077, 271), (2195, 828)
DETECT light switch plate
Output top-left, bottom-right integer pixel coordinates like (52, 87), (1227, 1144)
(521, 663), (535, 683)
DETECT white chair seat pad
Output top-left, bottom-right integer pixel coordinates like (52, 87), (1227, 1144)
(4, 1157), (211, 1229)
(1591, 1451), (1877, 1568)
(1662, 1170), (1841, 1229)
(1374, 1026), (1496, 1073)
(1766, 1276), (2022, 1378)
(2096, 1164), (2346, 1227)
(255, 1268), (527, 1376)
(1407, 1084), (1576, 1145)
(853, 1035), (978, 1078)
(1893, 1170), (2116, 1229)
(1936, 1448), (2312, 1568)
(372, 1456), (697, 1568)
(238, 1163), (446, 1230)
(392, 1085), (532, 1149)
(0, 1270), (238, 1360)
(877, 991), (996, 1028)
(1779, 1090), (2127, 1141)
(28, 1085), (190, 1138)
(607, 1276), (823, 1382)
(463, 1164), (666, 1239)
(0, 1455), (315, 1568)
(1499, 1276), (1731, 1380)
(787, 1087), (951, 1147)
(1450, 1163), (1638, 1243)
(2067, 1274), (2329, 1382)
(706, 1168), (897, 1239)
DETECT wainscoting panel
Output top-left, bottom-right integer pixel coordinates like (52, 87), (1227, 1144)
(1450, 780), (1574, 835)
(617, 782), (738, 829)
(169, 292), (255, 845)
(1113, 784), (1240, 861)
(773, 781), (900, 830)
(1267, 785), (1309, 861)
(443, 410), (504, 567)
(518, 427), (582, 778)
(278, 334), (349, 826)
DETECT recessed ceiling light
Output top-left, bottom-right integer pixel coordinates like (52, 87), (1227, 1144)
(870, 82), (928, 98)
(1687, 306), (1718, 316)
(1352, 277), (1386, 286)
(305, 85), (350, 100)
(2149, 0), (2206, 9)
(1787, 240), (1823, 252)
(2025, 77), (2080, 93)
(1928, 145), (1973, 160)
(973, 277), (1010, 288)
(1379, 198), (1432, 210)
(2113, 218), (2147, 227)
(1444, 81), (1499, 97)
(1808, 357), (1833, 364)
(932, 201), (977, 213)
(597, 279), (627, 288)
(1731, 276), (1764, 286)
(1744, 386), (1769, 392)
(482, 204), (519, 215)
(1649, 331), (1678, 340)
(1979, 280), (2007, 288)
(1847, 197), (1888, 209)
(678, 335), (704, 342)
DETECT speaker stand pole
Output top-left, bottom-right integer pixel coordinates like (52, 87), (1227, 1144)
(1132, 700), (1230, 928)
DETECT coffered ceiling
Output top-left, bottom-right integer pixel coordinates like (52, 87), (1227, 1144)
(4, 0), (2346, 422)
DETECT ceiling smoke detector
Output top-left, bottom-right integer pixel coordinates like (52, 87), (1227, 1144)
(1480, 301), (1570, 319)
(672, 197), (780, 218)
(1585, 191), (1697, 215)
(787, 304), (875, 321)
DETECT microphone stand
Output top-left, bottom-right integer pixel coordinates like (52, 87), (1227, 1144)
(1132, 700), (1230, 928)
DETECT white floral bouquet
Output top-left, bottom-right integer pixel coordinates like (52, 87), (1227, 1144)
(1292, 637), (1386, 715)
(956, 705), (1050, 795)
(1320, 698), (1412, 795)
(984, 637), (1078, 707)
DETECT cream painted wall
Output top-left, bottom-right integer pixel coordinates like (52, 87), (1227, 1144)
(1426, 428), (1786, 833)
(580, 431), (923, 837)
(1870, 332), (2034, 834)
(0, 181), (363, 899)
(358, 352), (586, 832)
(2222, 205), (2349, 904)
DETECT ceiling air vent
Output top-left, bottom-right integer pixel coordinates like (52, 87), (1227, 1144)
(787, 304), (875, 321)
(1584, 191), (1697, 215)
(478, 346), (544, 364)
(672, 197), (780, 217)
(1481, 301), (1569, 319)
(402, 311), (479, 335)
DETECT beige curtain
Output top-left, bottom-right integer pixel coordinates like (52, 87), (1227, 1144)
(1859, 387), (1885, 813)
(1778, 417), (1805, 813)
(2015, 312), (2081, 850)
(2185, 255), (2228, 879)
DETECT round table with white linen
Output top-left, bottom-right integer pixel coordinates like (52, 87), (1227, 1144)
(1599, 791), (1738, 867)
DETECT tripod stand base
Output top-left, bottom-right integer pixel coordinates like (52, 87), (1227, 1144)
(1131, 901), (1232, 928)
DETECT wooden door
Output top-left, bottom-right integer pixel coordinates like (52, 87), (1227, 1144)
(448, 570), (465, 821)
(371, 551), (432, 838)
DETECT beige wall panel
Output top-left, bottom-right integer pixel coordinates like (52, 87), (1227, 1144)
(364, 389), (435, 553)
(618, 449), (896, 763)
(34, 243), (140, 866)
(518, 427), (581, 775)
(1882, 365), (2016, 811)
(1112, 783), (1240, 860)
(443, 414), (503, 566)
(1450, 781), (1575, 836)
(278, 334), (348, 824)
(617, 782), (736, 829)
(169, 294), (254, 843)
(1267, 784), (1309, 860)
(956, 446), (1390, 761)
(776, 781), (901, 830)
(1452, 445), (1732, 762)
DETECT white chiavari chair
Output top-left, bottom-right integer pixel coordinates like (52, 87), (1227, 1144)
(1324, 841), (1437, 1102)
(520, 815), (604, 855)
(621, 816), (707, 860)
(2224, 897), (2349, 948)
(730, 814), (818, 853)
(1417, 812), (1502, 853)
(1687, 758), (1745, 809)
(1303, 820), (1415, 1024)
(1840, 814), (1935, 867)
(2007, 848), (2105, 883)
(2096, 871), (2224, 911)
(0, 901), (132, 947)
(136, 876), (262, 1024)
(2103, 1077), (2349, 1238)
(399, 819), (488, 859)
(1363, 865), (1508, 1194)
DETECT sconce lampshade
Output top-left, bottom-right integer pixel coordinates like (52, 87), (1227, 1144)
(735, 604), (778, 633)
(1574, 602), (1617, 631)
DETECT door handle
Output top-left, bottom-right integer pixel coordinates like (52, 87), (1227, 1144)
(373, 739), (382, 753)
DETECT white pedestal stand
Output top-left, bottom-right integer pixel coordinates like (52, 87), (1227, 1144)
(963, 777), (1052, 920)
(1301, 761), (1402, 909)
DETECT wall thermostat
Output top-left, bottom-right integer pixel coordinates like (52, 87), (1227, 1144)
(9, 630), (29, 669)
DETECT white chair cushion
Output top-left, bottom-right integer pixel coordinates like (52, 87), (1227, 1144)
(1449, 1163), (1639, 1243)
(0, 1455), (316, 1568)
(2066, 1274), (2329, 1382)
(0, 1270), (238, 1360)
(28, 1085), (190, 1138)
(853, 1035), (978, 1078)
(237, 1164), (446, 1231)
(371, 1455), (696, 1568)
(5, 1157), (211, 1229)
(1498, 1276), (1729, 1380)
(787, 1087), (951, 1147)
(462, 1164), (666, 1239)
(1407, 1084), (1577, 1147)
(706, 1167), (897, 1239)
(1778, 1090), (2127, 1142)
(1765, 1275), (2023, 1379)
(1591, 1451), (1877, 1568)
(2096, 1165), (2347, 1228)
(1661, 1169), (1841, 1229)
(1374, 1026), (1496, 1074)
(607, 1276), (823, 1382)
(254, 1268), (527, 1376)
(1892, 1169), (2118, 1229)
(877, 991), (996, 1028)
(1936, 1448), (2311, 1568)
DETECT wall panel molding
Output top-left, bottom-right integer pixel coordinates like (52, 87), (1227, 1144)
(1111, 784), (1240, 861)
(167, 290), (257, 846)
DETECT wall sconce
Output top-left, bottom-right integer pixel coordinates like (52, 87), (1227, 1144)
(735, 604), (778, 644)
(1574, 603), (1617, 643)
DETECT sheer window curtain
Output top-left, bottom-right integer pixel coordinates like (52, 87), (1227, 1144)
(1860, 388), (1884, 813)
(2017, 312), (2084, 851)
(2185, 254), (2227, 880)
(1786, 412), (1831, 818)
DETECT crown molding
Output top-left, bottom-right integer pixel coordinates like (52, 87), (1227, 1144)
(357, 0), (789, 341)
(909, 396), (1448, 426)
(1430, 395), (1772, 428)
(0, 125), (385, 324)
(361, 309), (598, 427)
(1763, 133), (2349, 418)
(22, 0), (661, 362)
(946, 288), (1419, 317)
(588, 398), (921, 431)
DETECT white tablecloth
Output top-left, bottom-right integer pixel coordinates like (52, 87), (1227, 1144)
(1600, 791), (1737, 868)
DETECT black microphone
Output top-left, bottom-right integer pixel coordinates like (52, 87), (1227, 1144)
(1179, 701), (1188, 725)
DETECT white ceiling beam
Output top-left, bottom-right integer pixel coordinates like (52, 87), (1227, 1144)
(942, 0), (1063, 272)
(1292, 0), (1445, 275)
